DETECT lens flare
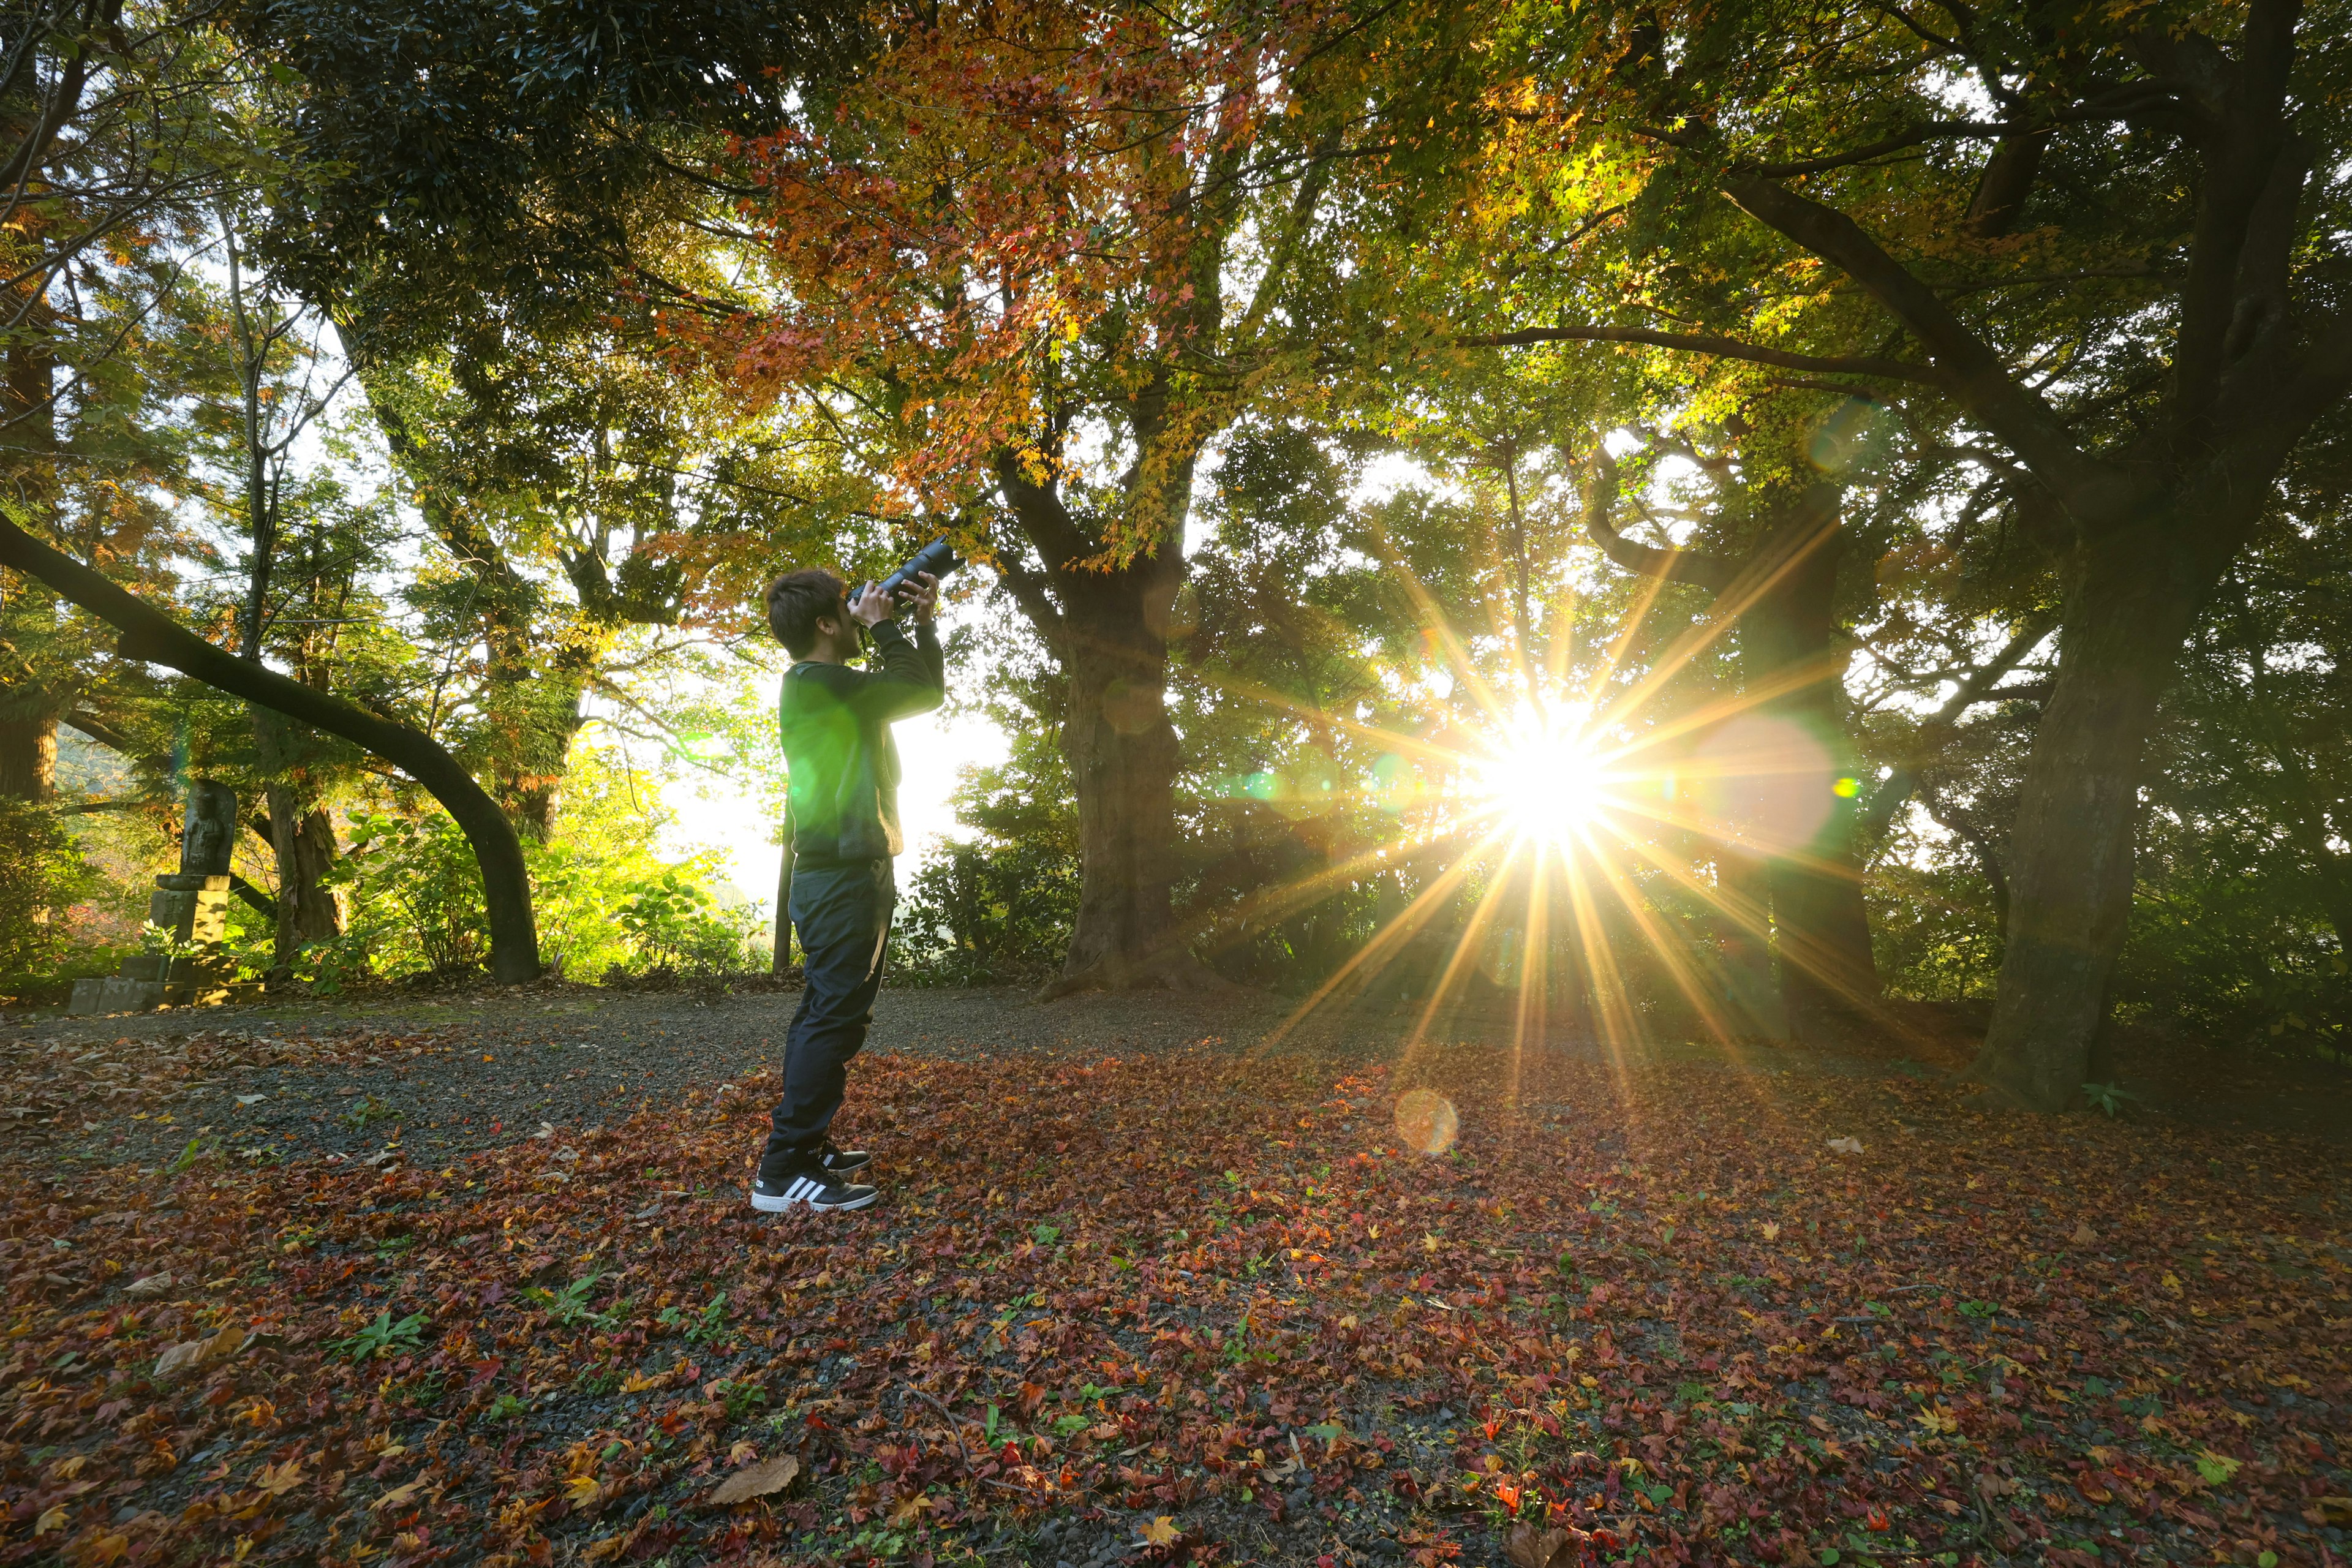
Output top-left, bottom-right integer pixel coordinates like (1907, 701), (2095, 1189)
(1394, 1089), (1460, 1155)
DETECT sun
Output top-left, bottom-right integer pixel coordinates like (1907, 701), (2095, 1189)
(1469, 712), (1610, 845)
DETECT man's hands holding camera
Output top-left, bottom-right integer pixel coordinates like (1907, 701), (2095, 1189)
(847, 570), (939, 628)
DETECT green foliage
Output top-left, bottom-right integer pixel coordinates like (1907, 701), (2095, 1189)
(617, 867), (754, 977)
(525, 1274), (620, 1329)
(893, 837), (1080, 986)
(0, 802), (98, 999)
(2081, 1084), (2139, 1120)
(333, 1310), (429, 1363)
(304, 749), (758, 987)
(323, 810), (487, 978)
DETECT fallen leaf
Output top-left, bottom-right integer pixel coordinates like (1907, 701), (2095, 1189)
(1826, 1136), (1864, 1155)
(1506, 1523), (1580, 1568)
(707, 1453), (798, 1505)
(1761, 1222), (1781, 1242)
(562, 1474), (600, 1505)
(371, 1478), (426, 1511)
(2071, 1221), (2097, 1245)
(254, 1458), (306, 1497)
(1916, 1405), (1959, 1435)
(1139, 1515), (1182, 1547)
(33, 1506), (67, 1535)
(155, 1324), (246, 1379)
(123, 1272), (174, 1298)
(887, 1493), (933, 1525)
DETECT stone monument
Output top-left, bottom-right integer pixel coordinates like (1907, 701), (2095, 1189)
(69, 781), (255, 1014)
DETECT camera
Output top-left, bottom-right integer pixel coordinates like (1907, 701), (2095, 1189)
(861, 537), (961, 608)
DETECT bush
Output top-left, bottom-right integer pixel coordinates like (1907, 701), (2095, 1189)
(312, 809), (757, 988)
(322, 810), (488, 979)
(0, 800), (98, 1000)
(616, 864), (760, 976)
(892, 837), (1080, 986)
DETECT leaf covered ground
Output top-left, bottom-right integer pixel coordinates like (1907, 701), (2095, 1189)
(2, 1019), (2346, 1568)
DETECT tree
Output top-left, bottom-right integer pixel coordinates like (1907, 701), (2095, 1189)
(1430, 0), (2352, 1108)
(0, 518), (544, 980)
(1578, 430), (1880, 1040)
(716, 0), (1446, 992)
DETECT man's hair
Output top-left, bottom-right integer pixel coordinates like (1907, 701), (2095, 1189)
(764, 568), (846, 657)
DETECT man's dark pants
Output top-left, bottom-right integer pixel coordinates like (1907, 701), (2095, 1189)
(764, 858), (894, 1175)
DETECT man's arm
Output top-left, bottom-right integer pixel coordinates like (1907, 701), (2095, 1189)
(848, 620), (944, 721)
(913, 616), (945, 693)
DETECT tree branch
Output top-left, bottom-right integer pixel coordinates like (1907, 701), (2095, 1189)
(1720, 174), (2113, 507)
(1578, 444), (1738, 592)
(1459, 323), (1939, 383)
(1861, 612), (2057, 842)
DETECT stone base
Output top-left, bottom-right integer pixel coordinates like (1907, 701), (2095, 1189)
(68, 976), (167, 1016)
(67, 967), (258, 1015)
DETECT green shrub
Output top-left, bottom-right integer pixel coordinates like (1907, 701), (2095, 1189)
(892, 836), (1080, 986)
(311, 806), (755, 987)
(617, 864), (756, 976)
(323, 810), (488, 978)
(0, 799), (99, 1000)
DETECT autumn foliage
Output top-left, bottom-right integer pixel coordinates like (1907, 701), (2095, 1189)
(2, 1032), (2343, 1566)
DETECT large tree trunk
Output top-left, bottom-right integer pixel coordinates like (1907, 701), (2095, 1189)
(0, 712), (56, 801)
(1741, 515), (1879, 1040)
(1973, 530), (2213, 1109)
(266, 783), (342, 963)
(1037, 561), (1190, 996)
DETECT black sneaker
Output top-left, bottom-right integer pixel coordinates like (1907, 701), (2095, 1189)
(751, 1167), (878, 1213)
(821, 1141), (872, 1175)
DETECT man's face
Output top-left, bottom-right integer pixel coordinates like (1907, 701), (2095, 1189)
(837, 594), (866, 653)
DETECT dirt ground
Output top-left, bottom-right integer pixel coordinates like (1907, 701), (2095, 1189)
(4, 982), (2345, 1180)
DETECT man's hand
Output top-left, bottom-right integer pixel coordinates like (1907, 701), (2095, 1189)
(847, 581), (895, 627)
(894, 570), (940, 624)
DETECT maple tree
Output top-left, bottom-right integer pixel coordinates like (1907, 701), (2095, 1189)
(710, 0), (1475, 993)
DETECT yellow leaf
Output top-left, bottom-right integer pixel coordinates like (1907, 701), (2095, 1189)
(254, 1460), (306, 1497)
(371, 1478), (425, 1511)
(55, 1455), (86, 1479)
(888, 1493), (933, 1526)
(562, 1474), (600, 1506)
(727, 1441), (758, 1466)
(1139, 1515), (1182, 1547)
(707, 1453), (799, 1506)
(621, 1371), (662, 1393)
(2071, 1221), (2097, 1245)
(1915, 1406), (1959, 1435)
(33, 1506), (67, 1535)
(1423, 1233), (1440, 1253)
(1761, 1222), (1781, 1242)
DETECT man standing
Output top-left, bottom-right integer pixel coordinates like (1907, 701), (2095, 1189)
(752, 565), (944, 1212)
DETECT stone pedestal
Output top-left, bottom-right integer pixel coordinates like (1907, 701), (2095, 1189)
(67, 784), (257, 1015)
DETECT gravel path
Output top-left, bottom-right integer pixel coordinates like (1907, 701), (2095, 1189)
(5, 979), (2343, 1182)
